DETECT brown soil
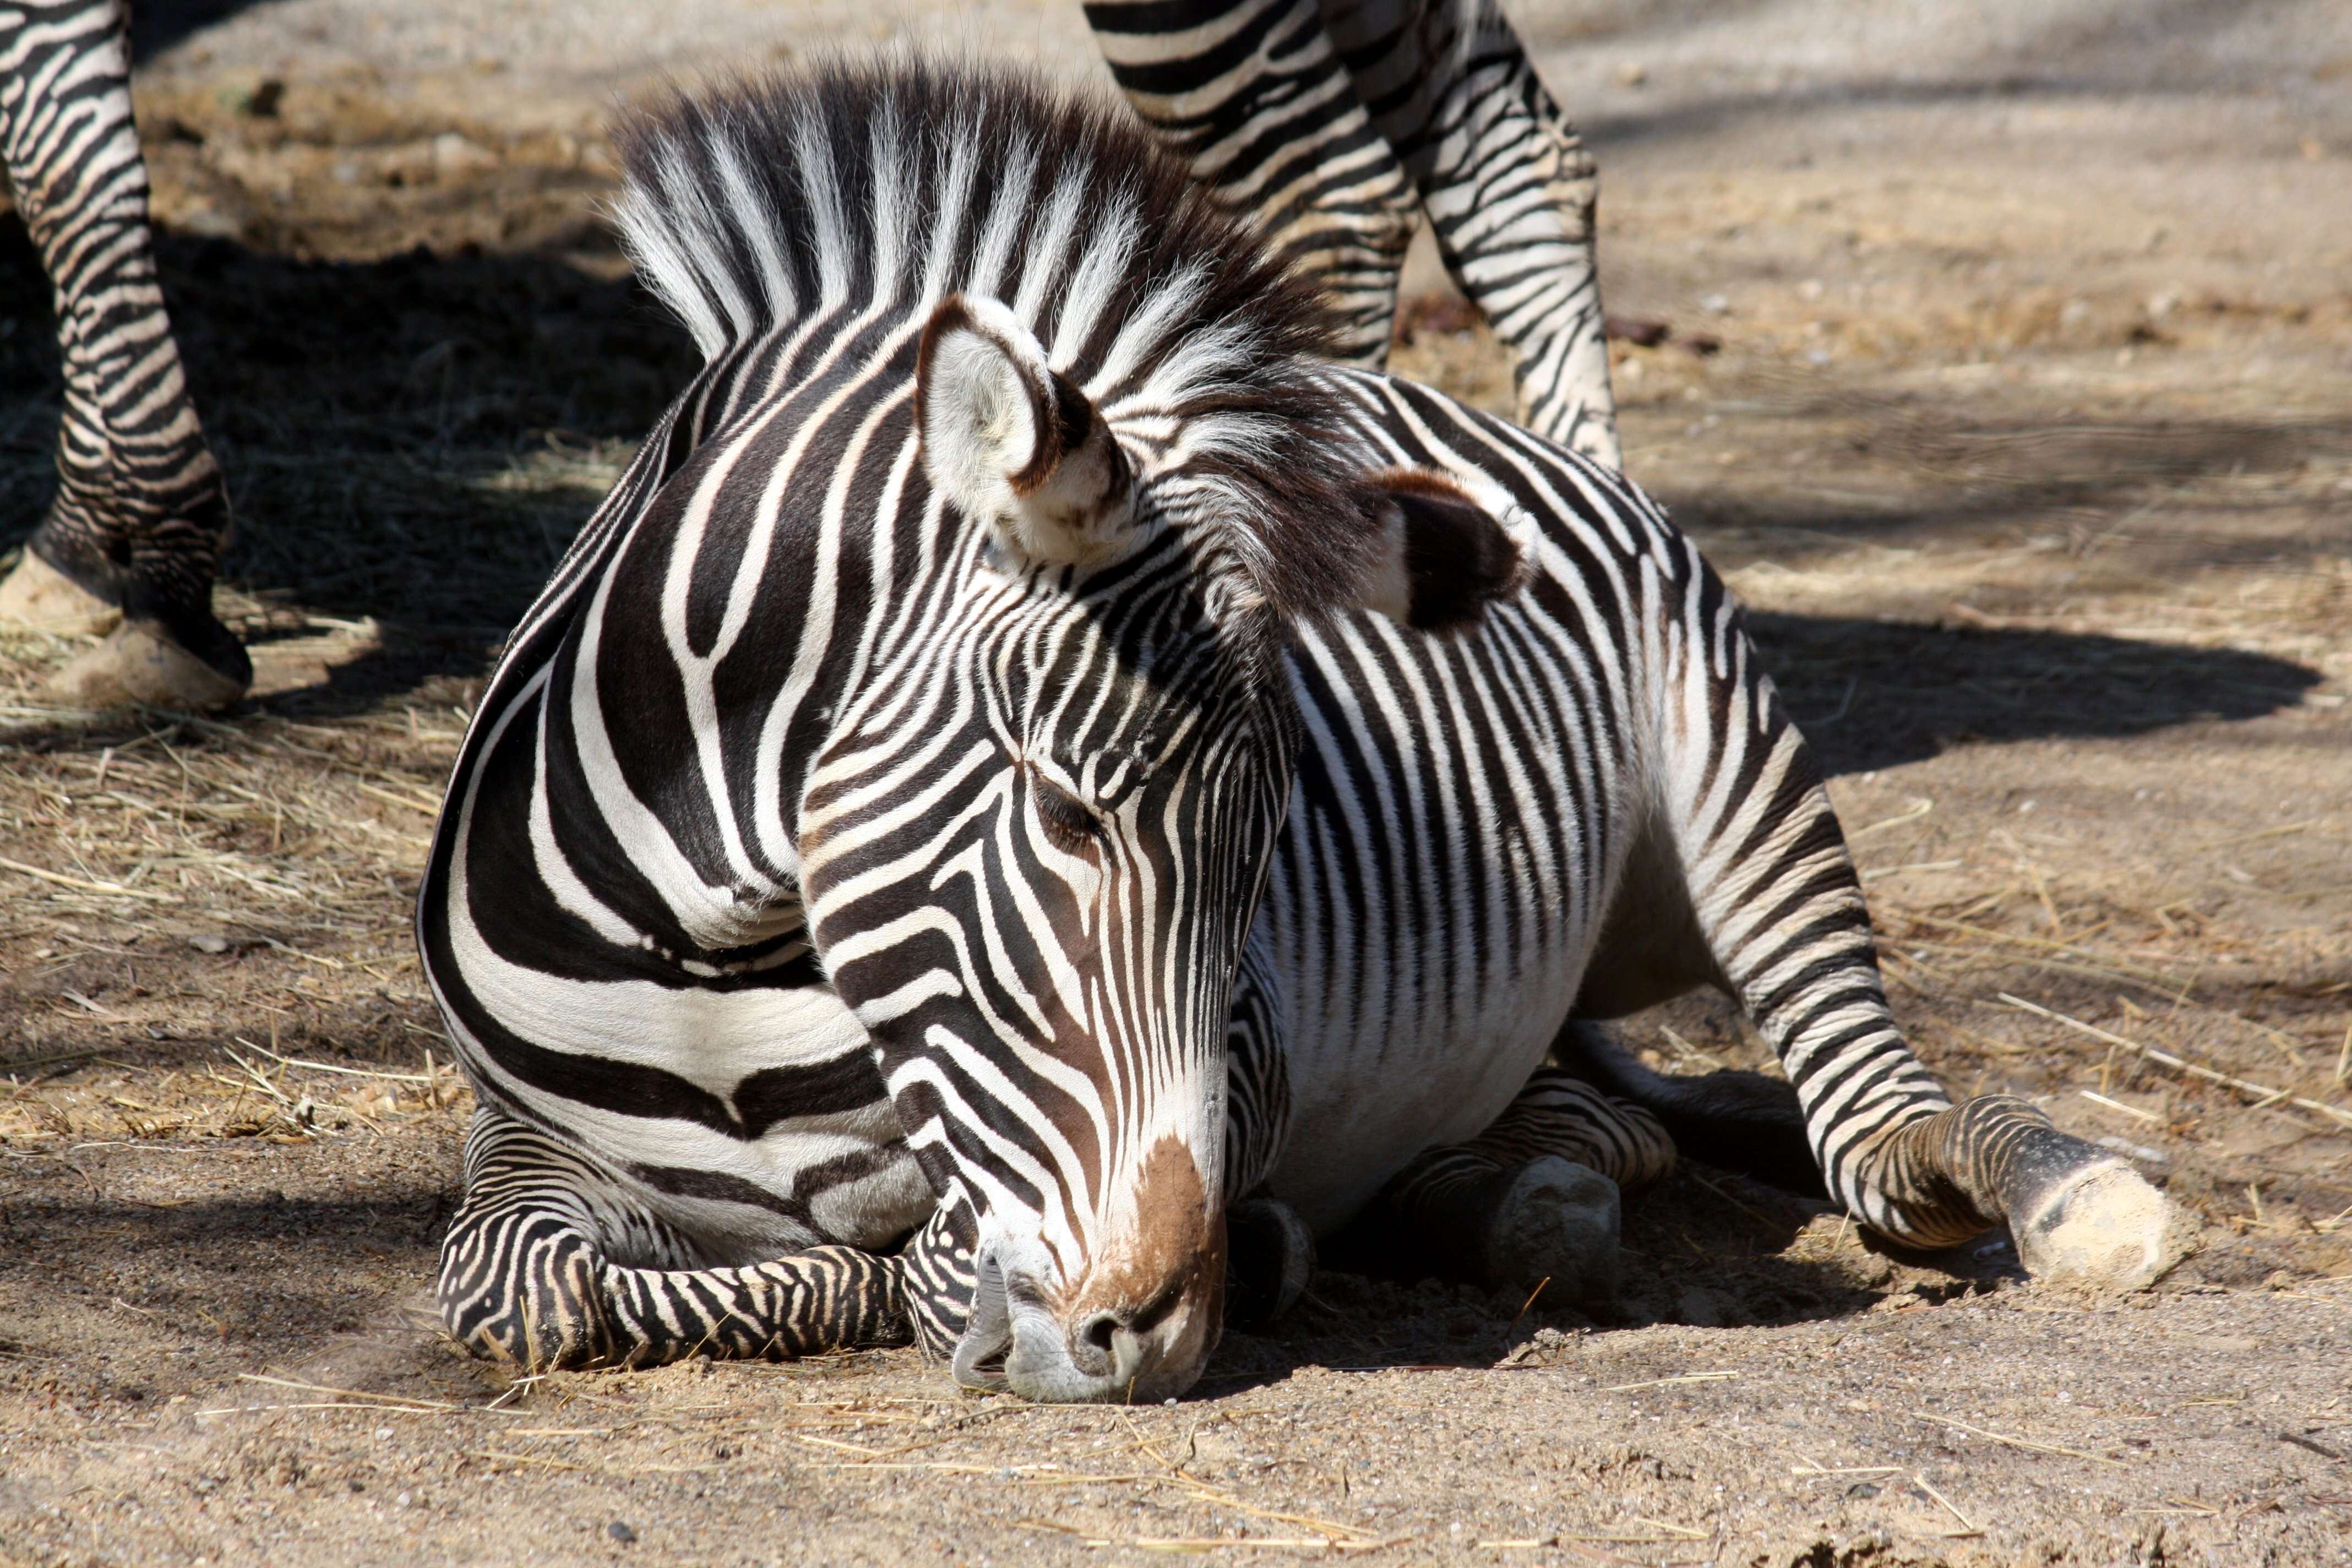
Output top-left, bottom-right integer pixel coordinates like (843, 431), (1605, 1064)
(2, 3), (2348, 1565)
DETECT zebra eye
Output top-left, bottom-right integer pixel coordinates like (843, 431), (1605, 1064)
(1028, 770), (1105, 858)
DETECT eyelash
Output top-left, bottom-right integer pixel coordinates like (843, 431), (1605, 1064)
(1030, 772), (1105, 857)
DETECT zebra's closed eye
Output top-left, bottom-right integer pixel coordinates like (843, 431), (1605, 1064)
(1027, 765), (1107, 858)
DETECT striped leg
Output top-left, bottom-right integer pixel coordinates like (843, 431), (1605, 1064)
(437, 1108), (940, 1370)
(1223, 940), (1314, 1326)
(0, 0), (248, 709)
(1378, 1068), (1674, 1300)
(1596, 552), (2189, 1291)
(1087, 0), (1423, 366)
(1318, 0), (1619, 464)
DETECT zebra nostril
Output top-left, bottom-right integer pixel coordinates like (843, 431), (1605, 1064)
(1070, 1308), (1131, 1374)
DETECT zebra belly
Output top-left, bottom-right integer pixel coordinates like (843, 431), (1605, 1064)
(1266, 955), (1591, 1234)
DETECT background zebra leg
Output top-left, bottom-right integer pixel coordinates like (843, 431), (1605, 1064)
(1317, 0), (1620, 465)
(1087, 0), (1423, 366)
(0, 0), (248, 710)
(1371, 1068), (1677, 1303)
(437, 1108), (917, 1370)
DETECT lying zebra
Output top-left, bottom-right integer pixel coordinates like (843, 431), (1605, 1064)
(1, 0), (1612, 711)
(421, 61), (2186, 1403)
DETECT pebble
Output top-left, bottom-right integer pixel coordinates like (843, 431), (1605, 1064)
(188, 933), (232, 954)
(608, 1521), (638, 1544)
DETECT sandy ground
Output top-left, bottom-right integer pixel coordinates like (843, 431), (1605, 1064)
(3, 2), (2350, 1564)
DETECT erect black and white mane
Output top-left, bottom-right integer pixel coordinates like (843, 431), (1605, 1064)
(609, 60), (1386, 620)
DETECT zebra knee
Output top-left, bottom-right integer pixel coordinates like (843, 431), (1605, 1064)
(437, 1201), (616, 1370)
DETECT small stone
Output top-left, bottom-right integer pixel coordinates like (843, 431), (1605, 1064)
(1700, 293), (1730, 316)
(396, 1491), (413, 1508)
(188, 933), (232, 954)
(607, 1521), (638, 1544)
(1614, 61), (1647, 87)
(374, 1428), (394, 1441)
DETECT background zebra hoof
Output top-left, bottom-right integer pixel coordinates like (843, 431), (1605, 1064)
(0, 550), (121, 637)
(41, 619), (248, 714)
(1225, 1197), (1314, 1329)
(2014, 1161), (2195, 1294)
(1484, 1156), (1620, 1305)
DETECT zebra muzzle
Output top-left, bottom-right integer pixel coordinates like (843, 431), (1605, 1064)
(950, 1223), (1224, 1404)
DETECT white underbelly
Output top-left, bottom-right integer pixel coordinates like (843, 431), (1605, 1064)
(1262, 946), (1593, 1233)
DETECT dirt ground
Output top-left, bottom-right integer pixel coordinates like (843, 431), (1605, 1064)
(3, 2), (2350, 1564)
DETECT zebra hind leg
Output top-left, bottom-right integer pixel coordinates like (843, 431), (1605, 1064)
(437, 1109), (917, 1370)
(1370, 1068), (1678, 1304)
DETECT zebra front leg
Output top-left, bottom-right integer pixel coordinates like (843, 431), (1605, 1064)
(1377, 1069), (1676, 1303)
(1317, 0), (1620, 465)
(1845, 1096), (2192, 1292)
(437, 1109), (917, 1369)
(0, 0), (249, 710)
(1626, 555), (2188, 1291)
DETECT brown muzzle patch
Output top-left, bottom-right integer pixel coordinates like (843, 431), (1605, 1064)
(1066, 1134), (1226, 1335)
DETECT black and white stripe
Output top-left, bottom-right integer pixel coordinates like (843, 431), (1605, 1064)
(3, 0), (1620, 706)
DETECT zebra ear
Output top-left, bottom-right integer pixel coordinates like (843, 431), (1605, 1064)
(916, 294), (1136, 568)
(1351, 468), (1528, 632)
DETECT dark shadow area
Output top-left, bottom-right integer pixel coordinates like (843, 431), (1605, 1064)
(0, 1185), (449, 1363)
(1201, 1162), (1905, 1393)
(128, 0), (285, 67)
(1, 190), (2323, 761)
(1, 210), (700, 718)
(1743, 612), (2321, 776)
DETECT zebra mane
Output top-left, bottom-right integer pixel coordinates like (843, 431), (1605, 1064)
(613, 58), (1381, 623)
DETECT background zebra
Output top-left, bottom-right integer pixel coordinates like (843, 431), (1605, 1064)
(0, 0), (1616, 714)
(421, 59), (2185, 1404)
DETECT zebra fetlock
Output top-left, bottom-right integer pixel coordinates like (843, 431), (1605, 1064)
(1224, 1196), (1316, 1330)
(1851, 1096), (2193, 1293)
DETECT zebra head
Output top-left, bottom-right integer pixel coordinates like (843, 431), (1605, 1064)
(612, 62), (1525, 1402)
(798, 295), (1522, 1402)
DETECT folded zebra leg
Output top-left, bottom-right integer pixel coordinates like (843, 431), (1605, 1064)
(435, 1109), (916, 1370)
(1225, 1196), (1316, 1329)
(1378, 1068), (1676, 1303)
(1853, 1096), (2193, 1292)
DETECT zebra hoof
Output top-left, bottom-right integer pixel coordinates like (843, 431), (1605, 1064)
(0, 550), (120, 637)
(2013, 1160), (2193, 1294)
(42, 620), (248, 714)
(1483, 1157), (1620, 1305)
(1225, 1197), (1314, 1329)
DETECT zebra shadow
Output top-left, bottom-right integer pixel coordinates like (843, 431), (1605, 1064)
(1, 209), (2323, 758)
(1202, 1161), (1992, 1390)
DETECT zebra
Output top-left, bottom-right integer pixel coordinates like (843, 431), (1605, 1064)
(1, 0), (1616, 713)
(418, 60), (2186, 1406)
